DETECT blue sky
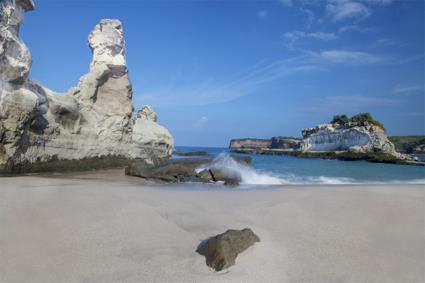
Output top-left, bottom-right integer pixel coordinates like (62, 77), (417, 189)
(22, 0), (424, 146)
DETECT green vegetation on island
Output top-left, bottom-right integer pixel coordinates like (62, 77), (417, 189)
(331, 113), (386, 131)
(389, 136), (425, 154)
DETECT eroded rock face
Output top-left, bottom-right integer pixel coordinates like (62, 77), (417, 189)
(229, 138), (271, 150)
(137, 105), (157, 122)
(300, 123), (398, 156)
(196, 228), (260, 271)
(0, 0), (173, 173)
(270, 136), (301, 150)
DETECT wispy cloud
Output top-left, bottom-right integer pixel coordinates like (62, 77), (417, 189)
(393, 84), (424, 95)
(326, 0), (371, 22)
(338, 24), (374, 33)
(314, 50), (382, 64)
(195, 116), (209, 128)
(300, 8), (315, 28)
(364, 0), (394, 5)
(279, 0), (293, 7)
(138, 58), (323, 107)
(284, 31), (337, 49)
(298, 95), (399, 114)
(372, 38), (406, 48)
(257, 10), (268, 19)
(387, 53), (425, 65)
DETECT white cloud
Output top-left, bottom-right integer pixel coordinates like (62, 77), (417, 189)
(364, 0), (394, 5)
(257, 10), (268, 19)
(285, 31), (337, 41)
(338, 24), (373, 33)
(138, 57), (323, 107)
(326, 0), (371, 22)
(280, 0), (293, 7)
(284, 31), (337, 49)
(300, 8), (315, 28)
(298, 95), (399, 114)
(195, 117), (209, 128)
(315, 50), (382, 64)
(393, 85), (424, 95)
(388, 54), (424, 65)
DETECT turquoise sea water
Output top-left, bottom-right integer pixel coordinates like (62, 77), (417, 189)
(175, 146), (425, 184)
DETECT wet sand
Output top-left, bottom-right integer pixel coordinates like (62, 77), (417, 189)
(0, 169), (424, 283)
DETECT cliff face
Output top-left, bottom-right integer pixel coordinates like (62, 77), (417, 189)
(270, 137), (301, 150)
(0, 0), (173, 173)
(300, 123), (398, 155)
(229, 139), (271, 150)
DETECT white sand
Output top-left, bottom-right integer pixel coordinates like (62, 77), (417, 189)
(0, 169), (424, 283)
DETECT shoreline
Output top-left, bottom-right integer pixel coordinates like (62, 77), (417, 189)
(230, 148), (425, 166)
(1, 170), (424, 282)
(2, 168), (424, 185)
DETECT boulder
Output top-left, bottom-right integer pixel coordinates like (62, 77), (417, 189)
(230, 155), (252, 165)
(196, 228), (260, 271)
(174, 151), (210, 157)
(0, 1), (173, 173)
(126, 155), (250, 184)
(126, 158), (210, 183)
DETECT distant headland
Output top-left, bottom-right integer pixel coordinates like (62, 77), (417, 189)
(230, 113), (425, 166)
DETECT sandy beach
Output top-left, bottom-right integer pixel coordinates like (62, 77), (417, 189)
(0, 169), (424, 283)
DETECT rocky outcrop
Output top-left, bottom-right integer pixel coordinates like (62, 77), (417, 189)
(301, 123), (394, 153)
(229, 137), (301, 151)
(196, 228), (260, 271)
(125, 155), (251, 184)
(229, 138), (271, 150)
(174, 151), (209, 157)
(0, 0), (173, 173)
(300, 122), (419, 162)
(270, 136), (301, 150)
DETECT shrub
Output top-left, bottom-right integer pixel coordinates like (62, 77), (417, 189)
(331, 114), (349, 125)
(330, 112), (386, 131)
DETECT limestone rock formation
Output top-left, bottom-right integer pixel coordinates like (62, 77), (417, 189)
(300, 122), (405, 158)
(137, 105), (157, 122)
(270, 136), (301, 150)
(229, 138), (271, 150)
(196, 228), (260, 271)
(0, 0), (173, 173)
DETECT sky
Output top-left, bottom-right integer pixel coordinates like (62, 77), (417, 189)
(21, 0), (424, 147)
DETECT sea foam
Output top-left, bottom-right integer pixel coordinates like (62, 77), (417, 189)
(197, 153), (287, 185)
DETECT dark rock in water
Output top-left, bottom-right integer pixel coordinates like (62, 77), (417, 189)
(230, 155), (252, 165)
(174, 151), (210, 157)
(125, 158), (209, 183)
(224, 178), (240, 187)
(125, 155), (250, 184)
(196, 228), (260, 271)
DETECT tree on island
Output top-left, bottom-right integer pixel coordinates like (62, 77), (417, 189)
(330, 114), (349, 125)
(331, 113), (386, 131)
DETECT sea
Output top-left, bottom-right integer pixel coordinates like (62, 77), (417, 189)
(175, 146), (425, 185)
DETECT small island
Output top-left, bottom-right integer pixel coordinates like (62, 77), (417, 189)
(230, 113), (424, 166)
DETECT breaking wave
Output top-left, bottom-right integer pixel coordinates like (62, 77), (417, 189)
(196, 153), (287, 185)
(196, 153), (425, 186)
